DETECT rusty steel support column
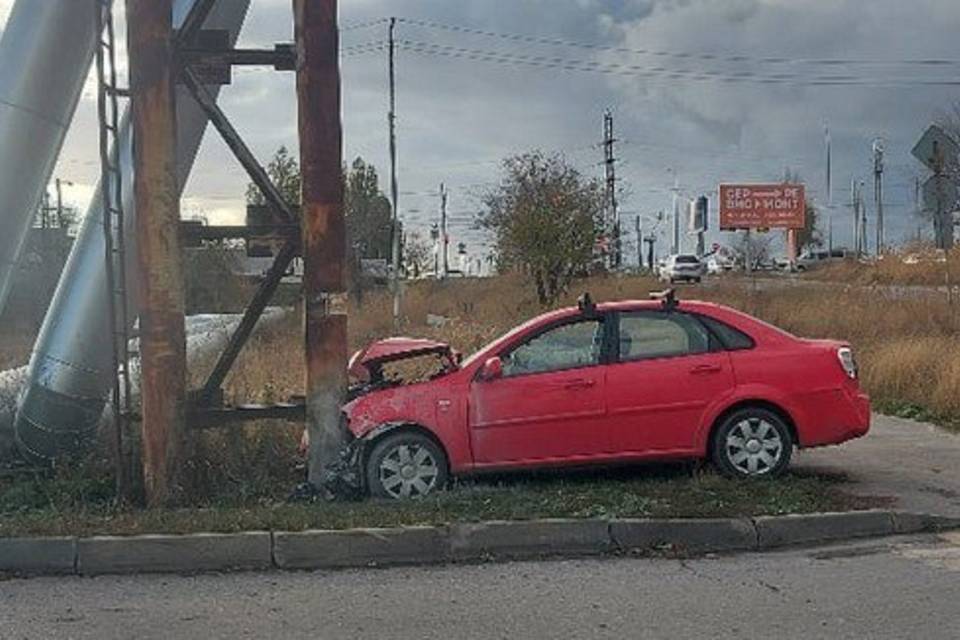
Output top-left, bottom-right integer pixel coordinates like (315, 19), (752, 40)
(127, 0), (187, 507)
(293, 0), (348, 488)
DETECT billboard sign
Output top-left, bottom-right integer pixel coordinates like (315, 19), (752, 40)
(719, 184), (806, 230)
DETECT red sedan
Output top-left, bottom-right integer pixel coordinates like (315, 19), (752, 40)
(330, 292), (870, 499)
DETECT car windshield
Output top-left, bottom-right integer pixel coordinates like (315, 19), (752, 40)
(676, 255), (700, 264)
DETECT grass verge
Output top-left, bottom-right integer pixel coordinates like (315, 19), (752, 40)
(0, 466), (882, 538)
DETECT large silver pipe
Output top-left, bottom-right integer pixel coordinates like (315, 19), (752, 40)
(0, 0), (103, 315)
(1, 309), (288, 461)
(15, 0), (253, 464)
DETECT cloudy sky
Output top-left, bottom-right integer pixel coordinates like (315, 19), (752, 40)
(3, 0), (960, 261)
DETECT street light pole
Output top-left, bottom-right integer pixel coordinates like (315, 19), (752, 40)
(387, 17), (401, 330)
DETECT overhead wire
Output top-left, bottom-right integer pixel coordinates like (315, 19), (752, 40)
(395, 17), (960, 68)
(395, 40), (960, 88)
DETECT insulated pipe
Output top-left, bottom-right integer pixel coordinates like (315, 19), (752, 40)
(1, 309), (287, 461)
(0, 0), (103, 315)
(15, 0), (253, 464)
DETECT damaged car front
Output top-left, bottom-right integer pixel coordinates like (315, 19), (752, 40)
(301, 337), (461, 497)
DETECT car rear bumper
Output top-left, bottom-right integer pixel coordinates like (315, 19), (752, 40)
(799, 387), (871, 448)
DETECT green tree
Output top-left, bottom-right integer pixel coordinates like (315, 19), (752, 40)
(246, 150), (393, 263)
(479, 151), (604, 304)
(246, 146), (301, 206)
(345, 158), (393, 261)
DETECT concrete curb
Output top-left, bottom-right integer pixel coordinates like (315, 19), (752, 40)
(1, 510), (958, 577)
(449, 519), (612, 560)
(274, 526), (447, 570)
(77, 532), (272, 575)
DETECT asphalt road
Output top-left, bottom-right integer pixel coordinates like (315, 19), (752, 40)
(2, 532), (959, 639)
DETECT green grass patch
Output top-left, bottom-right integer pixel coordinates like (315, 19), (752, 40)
(874, 399), (960, 433)
(0, 465), (879, 538)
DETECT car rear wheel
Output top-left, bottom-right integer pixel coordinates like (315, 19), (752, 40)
(712, 408), (793, 478)
(366, 432), (449, 499)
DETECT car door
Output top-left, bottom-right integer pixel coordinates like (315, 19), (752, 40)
(468, 316), (610, 465)
(605, 311), (734, 454)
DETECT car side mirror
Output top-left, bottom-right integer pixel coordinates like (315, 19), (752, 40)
(480, 356), (503, 381)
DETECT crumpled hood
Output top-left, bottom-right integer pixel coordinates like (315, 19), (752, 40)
(349, 337), (453, 380)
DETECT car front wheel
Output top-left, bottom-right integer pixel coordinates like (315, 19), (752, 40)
(712, 408), (793, 478)
(366, 432), (449, 499)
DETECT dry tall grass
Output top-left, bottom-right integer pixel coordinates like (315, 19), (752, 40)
(215, 272), (960, 429)
(816, 248), (960, 288)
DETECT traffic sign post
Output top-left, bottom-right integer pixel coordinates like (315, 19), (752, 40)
(913, 125), (959, 250)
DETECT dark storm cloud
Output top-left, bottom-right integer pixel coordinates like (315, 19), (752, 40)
(3, 0), (959, 257)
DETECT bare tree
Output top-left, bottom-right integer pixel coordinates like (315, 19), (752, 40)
(733, 231), (775, 270)
(403, 231), (432, 279)
(783, 169), (821, 251)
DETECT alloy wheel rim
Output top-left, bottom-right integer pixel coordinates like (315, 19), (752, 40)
(725, 418), (783, 476)
(378, 443), (439, 498)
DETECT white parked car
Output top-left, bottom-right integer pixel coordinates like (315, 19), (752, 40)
(659, 254), (705, 283)
(706, 255), (734, 275)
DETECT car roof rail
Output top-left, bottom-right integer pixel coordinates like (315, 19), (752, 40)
(577, 292), (598, 316)
(649, 288), (679, 311)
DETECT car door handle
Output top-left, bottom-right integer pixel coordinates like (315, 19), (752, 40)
(562, 379), (596, 390)
(690, 364), (722, 375)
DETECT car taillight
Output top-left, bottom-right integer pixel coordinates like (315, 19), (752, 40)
(837, 347), (858, 379)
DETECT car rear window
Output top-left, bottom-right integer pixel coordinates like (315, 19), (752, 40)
(697, 315), (755, 351)
(676, 255), (700, 264)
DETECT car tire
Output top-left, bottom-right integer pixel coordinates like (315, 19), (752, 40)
(366, 431), (449, 499)
(711, 407), (793, 478)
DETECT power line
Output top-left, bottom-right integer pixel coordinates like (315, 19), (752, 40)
(341, 17), (390, 32)
(396, 40), (960, 87)
(395, 17), (960, 68)
(341, 41), (386, 57)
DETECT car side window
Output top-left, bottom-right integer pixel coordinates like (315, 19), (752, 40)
(698, 315), (755, 350)
(502, 319), (604, 377)
(617, 312), (710, 361)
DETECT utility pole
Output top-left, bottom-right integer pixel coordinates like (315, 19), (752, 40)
(55, 178), (66, 229)
(126, 0), (186, 507)
(825, 124), (833, 254)
(294, 0), (348, 490)
(40, 187), (50, 229)
(669, 170), (681, 255)
(635, 215), (643, 269)
(439, 182), (448, 279)
(430, 223), (439, 276)
(873, 138), (885, 255)
(603, 110), (620, 268)
(859, 180), (867, 255)
(387, 17), (401, 330)
(850, 178), (861, 258)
